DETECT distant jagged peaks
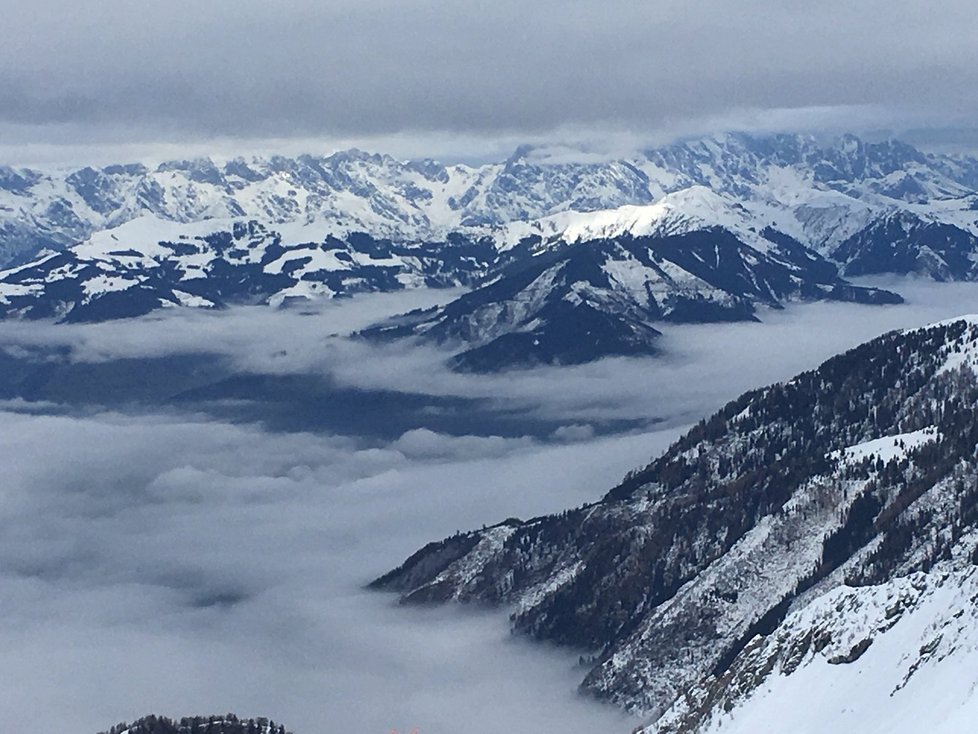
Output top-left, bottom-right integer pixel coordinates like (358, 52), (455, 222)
(2, 132), (978, 366)
(642, 131), (972, 196)
(2, 132), (977, 266)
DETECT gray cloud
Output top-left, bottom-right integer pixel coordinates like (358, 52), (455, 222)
(0, 0), (976, 154)
(4, 280), (978, 730)
(0, 408), (656, 733)
(5, 278), (978, 429)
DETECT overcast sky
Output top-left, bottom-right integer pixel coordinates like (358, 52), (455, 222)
(2, 0), (977, 163)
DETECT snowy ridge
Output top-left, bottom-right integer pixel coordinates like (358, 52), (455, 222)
(559, 188), (756, 245)
(363, 202), (901, 370)
(374, 317), (978, 730)
(493, 187), (778, 255)
(0, 216), (498, 322)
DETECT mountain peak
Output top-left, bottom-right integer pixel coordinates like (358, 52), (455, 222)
(556, 186), (740, 243)
(505, 143), (538, 163)
(325, 147), (392, 166)
(0, 130), (975, 267)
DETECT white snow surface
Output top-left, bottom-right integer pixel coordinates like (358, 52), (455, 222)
(667, 568), (978, 734)
(830, 426), (941, 466)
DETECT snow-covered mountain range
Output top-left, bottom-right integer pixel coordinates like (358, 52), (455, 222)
(3, 132), (977, 266)
(3, 133), (978, 365)
(0, 146), (656, 264)
(361, 187), (901, 370)
(0, 216), (496, 322)
(372, 316), (978, 732)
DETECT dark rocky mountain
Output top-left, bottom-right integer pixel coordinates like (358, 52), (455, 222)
(98, 714), (290, 734)
(363, 189), (901, 371)
(372, 316), (978, 731)
(833, 210), (978, 280)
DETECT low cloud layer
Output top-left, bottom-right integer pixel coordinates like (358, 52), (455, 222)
(5, 279), (978, 430)
(0, 408), (662, 733)
(3, 279), (978, 731)
(1, 0), (976, 158)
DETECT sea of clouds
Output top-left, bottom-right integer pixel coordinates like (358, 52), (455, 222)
(2, 277), (978, 733)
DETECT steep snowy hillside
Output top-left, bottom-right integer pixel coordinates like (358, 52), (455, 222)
(373, 317), (978, 731)
(656, 569), (978, 734)
(364, 191), (900, 371)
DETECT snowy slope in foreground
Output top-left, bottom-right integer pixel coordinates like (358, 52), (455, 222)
(669, 570), (978, 734)
(374, 316), (978, 731)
